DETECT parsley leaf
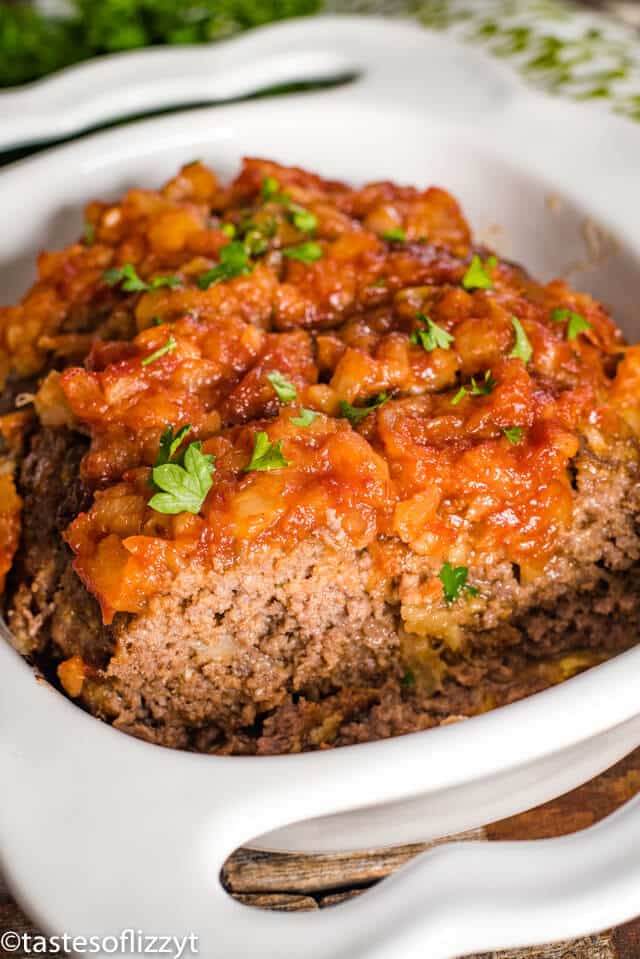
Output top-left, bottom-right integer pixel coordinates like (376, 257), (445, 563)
(290, 408), (319, 427)
(282, 242), (323, 263)
(409, 313), (454, 352)
(450, 386), (468, 406)
(382, 228), (406, 243)
(221, 223), (236, 238)
(267, 370), (297, 404)
(103, 263), (181, 292)
(439, 562), (479, 604)
(154, 424), (192, 468)
(244, 230), (269, 257)
(103, 262), (148, 292)
(451, 370), (496, 405)
(339, 392), (390, 426)
(244, 431), (291, 472)
(141, 334), (177, 367)
(503, 427), (524, 444)
(462, 254), (497, 291)
(150, 274), (181, 289)
(261, 176), (281, 200)
(509, 316), (533, 365)
(551, 308), (593, 341)
(197, 242), (252, 289)
(290, 206), (318, 233)
(470, 370), (497, 396)
(84, 222), (95, 245)
(149, 441), (214, 515)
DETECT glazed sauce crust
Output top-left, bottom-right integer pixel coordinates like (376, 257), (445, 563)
(2, 158), (637, 622)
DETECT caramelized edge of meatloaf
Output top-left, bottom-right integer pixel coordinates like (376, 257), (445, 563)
(4, 423), (640, 755)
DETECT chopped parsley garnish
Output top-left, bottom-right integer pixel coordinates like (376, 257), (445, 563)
(282, 242), (323, 263)
(470, 370), (497, 396)
(371, 277), (387, 289)
(141, 334), (177, 367)
(154, 424), (192, 468)
(84, 222), (95, 245)
(509, 317), (533, 365)
(503, 427), (524, 444)
(221, 223), (236, 238)
(451, 370), (496, 404)
(149, 274), (182, 289)
(439, 562), (479, 604)
(244, 431), (291, 472)
(339, 392), (390, 426)
(290, 206), (318, 234)
(149, 441), (214, 515)
(261, 180), (317, 233)
(551, 308), (593, 340)
(261, 176), (280, 200)
(103, 263), (148, 292)
(290, 408), (319, 427)
(103, 263), (181, 292)
(267, 370), (297, 404)
(244, 230), (269, 257)
(197, 241), (252, 289)
(409, 313), (454, 352)
(462, 254), (497, 291)
(382, 228), (406, 243)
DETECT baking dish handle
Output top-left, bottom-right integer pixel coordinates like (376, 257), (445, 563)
(0, 16), (524, 152)
(211, 792), (640, 959)
(3, 632), (640, 958)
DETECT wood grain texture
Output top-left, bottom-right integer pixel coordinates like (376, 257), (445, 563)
(222, 828), (485, 894)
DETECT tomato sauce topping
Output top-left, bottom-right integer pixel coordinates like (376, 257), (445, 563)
(1, 159), (636, 623)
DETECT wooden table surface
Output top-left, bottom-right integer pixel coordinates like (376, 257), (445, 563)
(1, 1), (639, 956)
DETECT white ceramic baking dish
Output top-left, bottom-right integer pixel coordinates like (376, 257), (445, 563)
(1, 17), (640, 959)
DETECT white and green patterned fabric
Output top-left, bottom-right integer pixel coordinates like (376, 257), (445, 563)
(326, 0), (640, 121)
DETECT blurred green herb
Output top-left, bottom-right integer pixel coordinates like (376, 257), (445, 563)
(141, 333), (177, 366)
(551, 308), (593, 340)
(290, 408), (318, 427)
(509, 316), (533, 364)
(103, 263), (180, 292)
(409, 313), (454, 352)
(339, 392), (390, 426)
(503, 426), (524, 444)
(462, 254), (497, 291)
(244, 431), (291, 471)
(382, 227), (406, 243)
(197, 241), (252, 288)
(282, 241), (323, 263)
(0, 0), (320, 88)
(267, 370), (297, 403)
(439, 562), (479, 604)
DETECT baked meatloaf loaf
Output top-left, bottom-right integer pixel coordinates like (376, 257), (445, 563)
(1, 158), (639, 754)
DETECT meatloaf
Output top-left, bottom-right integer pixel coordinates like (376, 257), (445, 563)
(1, 158), (639, 754)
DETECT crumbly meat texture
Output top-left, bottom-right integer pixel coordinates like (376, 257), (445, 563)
(6, 424), (640, 753)
(2, 157), (640, 754)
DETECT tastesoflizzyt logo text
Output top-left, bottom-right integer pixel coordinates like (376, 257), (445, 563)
(0, 929), (199, 957)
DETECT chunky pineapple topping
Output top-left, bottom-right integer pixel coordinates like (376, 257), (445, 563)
(1, 158), (638, 623)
